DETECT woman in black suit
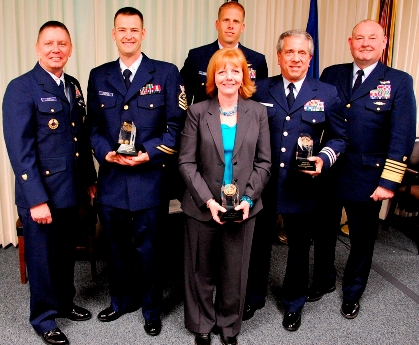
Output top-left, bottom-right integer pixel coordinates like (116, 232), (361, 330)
(179, 48), (271, 345)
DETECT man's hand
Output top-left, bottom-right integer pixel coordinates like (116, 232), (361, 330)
(118, 151), (150, 166)
(30, 202), (52, 224)
(370, 186), (395, 201)
(88, 184), (97, 199)
(105, 151), (150, 166)
(301, 156), (324, 177)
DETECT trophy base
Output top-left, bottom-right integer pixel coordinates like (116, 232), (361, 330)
(296, 158), (316, 171)
(117, 144), (138, 156)
(219, 207), (243, 222)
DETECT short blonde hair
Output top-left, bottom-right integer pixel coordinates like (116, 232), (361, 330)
(206, 48), (256, 99)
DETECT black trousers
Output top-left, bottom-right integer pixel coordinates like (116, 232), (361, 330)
(280, 212), (315, 313)
(184, 215), (255, 337)
(313, 199), (382, 302)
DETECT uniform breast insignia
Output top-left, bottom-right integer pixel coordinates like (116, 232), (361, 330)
(371, 83), (391, 99)
(48, 118), (59, 130)
(41, 97), (58, 102)
(304, 100), (324, 111)
(139, 84), (161, 96)
(98, 91), (113, 97)
(74, 84), (82, 98)
(373, 101), (386, 106)
(178, 85), (188, 110)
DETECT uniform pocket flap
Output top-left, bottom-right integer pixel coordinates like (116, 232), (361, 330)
(361, 154), (385, 168)
(137, 94), (165, 109)
(38, 101), (63, 114)
(39, 158), (67, 176)
(302, 111), (325, 124)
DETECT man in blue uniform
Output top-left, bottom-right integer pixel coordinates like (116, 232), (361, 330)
(308, 20), (416, 319)
(3, 21), (97, 345)
(180, 1), (268, 105)
(252, 30), (347, 331)
(87, 7), (185, 336)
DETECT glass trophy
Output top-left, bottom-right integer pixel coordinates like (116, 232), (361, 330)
(116, 121), (138, 156)
(296, 133), (316, 171)
(219, 181), (243, 222)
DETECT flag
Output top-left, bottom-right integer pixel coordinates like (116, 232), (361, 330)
(378, 0), (397, 66)
(306, 0), (319, 79)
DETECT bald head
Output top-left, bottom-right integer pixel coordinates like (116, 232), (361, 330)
(348, 20), (387, 69)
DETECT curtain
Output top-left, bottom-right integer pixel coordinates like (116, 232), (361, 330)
(1, 0), (417, 247)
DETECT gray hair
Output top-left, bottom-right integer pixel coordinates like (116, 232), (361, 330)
(276, 29), (314, 55)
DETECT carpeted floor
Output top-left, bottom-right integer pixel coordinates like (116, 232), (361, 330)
(1, 219), (418, 345)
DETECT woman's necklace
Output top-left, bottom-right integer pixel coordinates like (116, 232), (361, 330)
(219, 103), (238, 116)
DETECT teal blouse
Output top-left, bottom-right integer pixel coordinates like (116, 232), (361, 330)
(221, 123), (237, 184)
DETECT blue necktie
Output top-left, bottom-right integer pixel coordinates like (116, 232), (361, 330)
(123, 69), (132, 90)
(352, 70), (364, 93)
(59, 80), (65, 94)
(287, 83), (295, 109)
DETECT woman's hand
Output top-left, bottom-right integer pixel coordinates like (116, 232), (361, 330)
(234, 200), (250, 222)
(207, 199), (227, 224)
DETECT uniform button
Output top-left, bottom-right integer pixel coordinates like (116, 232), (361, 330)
(377, 107), (380, 111)
(312, 119), (316, 123)
(283, 131), (288, 136)
(150, 104), (154, 108)
(51, 109), (55, 113)
(346, 104), (351, 108)
(280, 163), (285, 168)
(345, 118), (348, 122)
(376, 163), (380, 167)
(22, 174), (28, 180)
(123, 105), (129, 110)
(74, 137), (78, 141)
(281, 147), (286, 152)
(45, 170), (50, 175)
(285, 116), (290, 121)
(101, 104), (104, 108)
(201, 83), (205, 86)
(71, 122), (75, 127)
(75, 152), (79, 157)
(162, 164), (165, 168)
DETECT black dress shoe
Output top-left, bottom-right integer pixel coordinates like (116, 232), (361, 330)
(282, 311), (301, 331)
(144, 319), (162, 336)
(341, 300), (360, 319)
(307, 285), (336, 302)
(63, 304), (92, 321)
(242, 304), (258, 321)
(195, 333), (211, 345)
(41, 328), (69, 345)
(220, 334), (237, 345)
(97, 306), (121, 322)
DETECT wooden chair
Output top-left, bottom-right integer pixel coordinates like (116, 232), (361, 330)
(386, 138), (419, 254)
(16, 204), (98, 284)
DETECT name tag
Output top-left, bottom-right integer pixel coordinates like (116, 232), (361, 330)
(41, 97), (57, 102)
(99, 91), (113, 97)
(260, 102), (273, 107)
